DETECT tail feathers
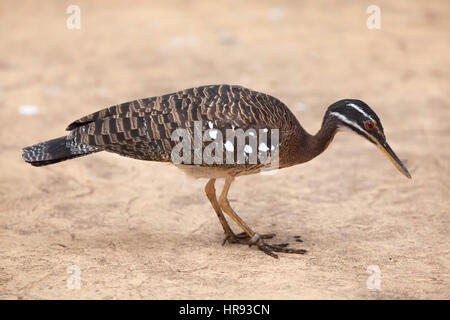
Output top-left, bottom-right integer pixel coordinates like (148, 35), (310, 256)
(22, 135), (99, 167)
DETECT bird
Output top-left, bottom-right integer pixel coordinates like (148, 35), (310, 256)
(22, 84), (411, 258)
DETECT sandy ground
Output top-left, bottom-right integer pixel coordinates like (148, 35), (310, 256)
(0, 0), (449, 299)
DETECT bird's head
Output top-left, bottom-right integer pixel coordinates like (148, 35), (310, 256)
(326, 99), (411, 179)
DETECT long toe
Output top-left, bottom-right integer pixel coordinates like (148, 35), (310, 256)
(256, 240), (307, 258)
(266, 244), (307, 254)
(223, 232), (307, 258)
(258, 244), (279, 259)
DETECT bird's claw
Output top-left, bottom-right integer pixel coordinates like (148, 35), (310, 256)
(257, 241), (308, 259)
(222, 231), (307, 258)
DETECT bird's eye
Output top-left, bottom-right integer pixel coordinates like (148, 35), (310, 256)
(364, 121), (375, 131)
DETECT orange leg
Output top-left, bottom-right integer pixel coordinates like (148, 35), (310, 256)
(204, 178), (275, 245)
(217, 176), (307, 258)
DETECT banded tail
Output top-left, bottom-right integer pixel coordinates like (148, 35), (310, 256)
(22, 134), (100, 167)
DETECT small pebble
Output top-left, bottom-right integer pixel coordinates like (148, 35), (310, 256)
(294, 102), (308, 111)
(269, 7), (285, 21)
(18, 104), (38, 115)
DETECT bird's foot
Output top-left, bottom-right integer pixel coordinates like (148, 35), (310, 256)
(222, 231), (275, 245)
(223, 232), (307, 259)
(256, 240), (307, 259)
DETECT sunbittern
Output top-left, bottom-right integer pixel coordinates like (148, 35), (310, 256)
(22, 85), (411, 258)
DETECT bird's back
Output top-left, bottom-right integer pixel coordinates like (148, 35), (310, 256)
(66, 84), (303, 171)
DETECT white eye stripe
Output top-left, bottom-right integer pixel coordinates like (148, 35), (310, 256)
(346, 103), (374, 121)
(331, 111), (378, 143)
(330, 112), (365, 132)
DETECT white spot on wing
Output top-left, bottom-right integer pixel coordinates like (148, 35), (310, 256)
(209, 129), (218, 139)
(224, 141), (234, 152)
(244, 145), (253, 153)
(258, 142), (269, 152)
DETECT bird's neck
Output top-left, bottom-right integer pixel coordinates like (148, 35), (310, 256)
(291, 116), (338, 165)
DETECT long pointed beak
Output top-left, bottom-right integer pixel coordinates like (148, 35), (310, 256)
(376, 142), (411, 179)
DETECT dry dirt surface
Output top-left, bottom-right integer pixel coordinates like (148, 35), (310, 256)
(0, 0), (449, 299)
